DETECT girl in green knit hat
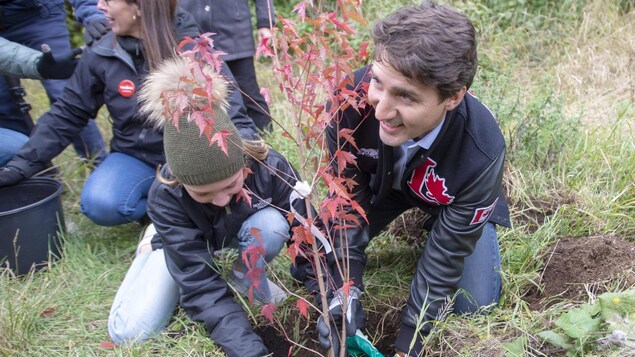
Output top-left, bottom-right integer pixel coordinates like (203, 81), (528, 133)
(107, 56), (310, 357)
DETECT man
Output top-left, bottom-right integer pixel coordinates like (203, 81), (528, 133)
(293, 2), (510, 356)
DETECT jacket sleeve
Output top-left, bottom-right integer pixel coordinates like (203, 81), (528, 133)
(0, 37), (42, 79)
(323, 106), (374, 290)
(147, 182), (268, 357)
(397, 148), (506, 350)
(254, 0), (275, 28)
(68, 0), (104, 27)
(5, 49), (104, 177)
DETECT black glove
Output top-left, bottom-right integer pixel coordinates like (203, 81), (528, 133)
(36, 45), (83, 80)
(0, 166), (26, 187)
(317, 286), (364, 355)
(83, 18), (110, 46)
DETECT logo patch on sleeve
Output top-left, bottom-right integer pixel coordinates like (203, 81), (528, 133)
(470, 198), (498, 225)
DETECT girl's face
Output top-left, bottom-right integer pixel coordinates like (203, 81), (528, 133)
(97, 0), (142, 38)
(183, 168), (247, 207)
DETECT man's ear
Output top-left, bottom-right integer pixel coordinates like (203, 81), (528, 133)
(444, 86), (467, 111)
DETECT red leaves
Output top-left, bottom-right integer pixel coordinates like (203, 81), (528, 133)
(99, 341), (118, 350)
(296, 298), (310, 319)
(209, 129), (232, 155)
(256, 37), (274, 59)
(261, 303), (277, 324)
(234, 187), (252, 206)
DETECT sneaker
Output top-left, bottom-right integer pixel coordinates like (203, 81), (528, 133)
(226, 270), (288, 305)
(136, 223), (157, 256)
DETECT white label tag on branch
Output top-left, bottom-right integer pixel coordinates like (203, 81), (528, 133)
(289, 180), (332, 254)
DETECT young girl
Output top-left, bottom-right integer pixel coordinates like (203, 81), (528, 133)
(108, 56), (307, 357)
(0, 0), (258, 226)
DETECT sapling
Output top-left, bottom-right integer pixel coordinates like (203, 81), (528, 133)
(163, 1), (374, 355)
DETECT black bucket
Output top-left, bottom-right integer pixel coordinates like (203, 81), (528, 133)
(0, 177), (65, 275)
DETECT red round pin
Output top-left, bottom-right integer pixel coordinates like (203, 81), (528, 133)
(118, 79), (136, 97)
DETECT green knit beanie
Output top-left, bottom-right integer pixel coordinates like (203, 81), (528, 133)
(138, 56), (245, 185)
(163, 111), (245, 186)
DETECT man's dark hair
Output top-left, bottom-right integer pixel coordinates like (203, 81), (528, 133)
(372, 1), (477, 101)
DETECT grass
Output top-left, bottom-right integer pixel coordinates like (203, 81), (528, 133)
(2, 0), (635, 356)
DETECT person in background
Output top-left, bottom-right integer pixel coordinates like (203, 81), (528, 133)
(0, 0), (259, 227)
(292, 2), (511, 356)
(0, 38), (82, 166)
(0, 0), (107, 165)
(106, 56), (306, 357)
(179, 0), (275, 131)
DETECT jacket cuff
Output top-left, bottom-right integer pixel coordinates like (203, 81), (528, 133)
(395, 322), (424, 356)
(7, 159), (41, 178)
(256, 18), (274, 28)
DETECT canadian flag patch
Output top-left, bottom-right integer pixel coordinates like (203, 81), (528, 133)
(470, 198), (498, 225)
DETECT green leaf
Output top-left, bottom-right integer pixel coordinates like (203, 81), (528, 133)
(503, 336), (526, 357)
(537, 330), (573, 349)
(555, 304), (602, 339)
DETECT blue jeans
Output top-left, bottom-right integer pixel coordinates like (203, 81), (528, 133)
(367, 190), (502, 312)
(108, 207), (290, 344)
(0, 1), (107, 164)
(229, 206), (290, 302)
(108, 248), (180, 345)
(0, 128), (28, 167)
(453, 222), (501, 312)
(80, 153), (155, 226)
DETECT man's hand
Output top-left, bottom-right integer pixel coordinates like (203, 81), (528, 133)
(83, 18), (110, 46)
(37, 45), (83, 80)
(317, 286), (365, 355)
(0, 167), (26, 187)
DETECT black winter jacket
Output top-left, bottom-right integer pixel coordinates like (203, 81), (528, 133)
(6, 9), (258, 177)
(179, 0), (274, 61)
(147, 149), (307, 357)
(298, 66), (510, 349)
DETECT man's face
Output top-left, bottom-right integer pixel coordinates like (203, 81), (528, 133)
(367, 61), (465, 147)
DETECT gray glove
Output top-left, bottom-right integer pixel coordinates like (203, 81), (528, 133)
(0, 166), (26, 187)
(37, 45), (83, 80)
(83, 18), (110, 46)
(317, 286), (365, 355)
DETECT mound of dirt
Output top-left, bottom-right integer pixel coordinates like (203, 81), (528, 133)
(524, 234), (635, 310)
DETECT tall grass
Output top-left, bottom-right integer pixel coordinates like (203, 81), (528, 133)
(2, 0), (633, 355)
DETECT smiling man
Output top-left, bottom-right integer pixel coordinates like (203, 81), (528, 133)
(292, 2), (511, 356)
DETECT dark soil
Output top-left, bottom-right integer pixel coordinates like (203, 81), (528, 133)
(255, 200), (635, 355)
(255, 297), (404, 357)
(523, 234), (635, 310)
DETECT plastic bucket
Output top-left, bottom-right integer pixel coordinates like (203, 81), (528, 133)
(0, 177), (65, 275)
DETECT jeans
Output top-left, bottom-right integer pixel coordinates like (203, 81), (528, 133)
(80, 153), (155, 226)
(108, 207), (290, 344)
(453, 222), (501, 312)
(368, 190), (502, 312)
(0, 1), (107, 164)
(0, 128), (28, 167)
(229, 206), (290, 302)
(108, 248), (180, 345)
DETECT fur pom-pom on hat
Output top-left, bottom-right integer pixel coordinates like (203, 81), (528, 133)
(139, 56), (245, 185)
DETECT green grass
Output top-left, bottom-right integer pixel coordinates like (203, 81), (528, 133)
(3, 0), (635, 356)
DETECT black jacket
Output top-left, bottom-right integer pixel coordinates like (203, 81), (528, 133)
(6, 9), (258, 177)
(300, 66), (510, 343)
(147, 149), (307, 357)
(179, 0), (274, 61)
